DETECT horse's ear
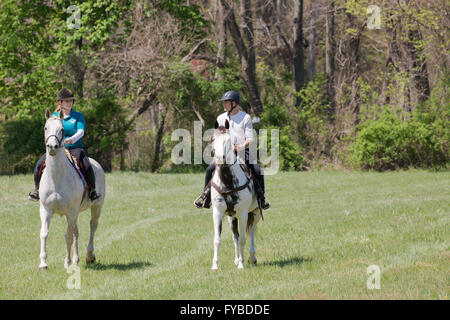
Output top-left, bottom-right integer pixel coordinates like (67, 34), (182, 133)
(45, 109), (50, 120)
(214, 120), (219, 129)
(225, 119), (229, 130)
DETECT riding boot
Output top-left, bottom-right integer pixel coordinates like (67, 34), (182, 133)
(28, 158), (46, 201)
(194, 184), (211, 209)
(28, 189), (40, 201)
(256, 175), (270, 210)
(85, 166), (101, 201)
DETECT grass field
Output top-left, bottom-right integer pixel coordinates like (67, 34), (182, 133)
(0, 171), (448, 299)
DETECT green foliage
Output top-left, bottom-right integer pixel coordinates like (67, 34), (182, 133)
(156, 61), (246, 173)
(157, 0), (209, 40)
(78, 91), (129, 172)
(0, 116), (46, 174)
(257, 61), (303, 171)
(352, 74), (449, 170)
(0, 0), (131, 119)
(277, 126), (304, 171)
(351, 107), (449, 171)
(0, 0), (58, 118)
(295, 73), (334, 166)
(261, 112), (303, 171)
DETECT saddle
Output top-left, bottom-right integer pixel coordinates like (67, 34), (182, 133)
(37, 151), (88, 189)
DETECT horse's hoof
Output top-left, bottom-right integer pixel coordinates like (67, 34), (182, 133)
(39, 266), (47, 271)
(86, 253), (96, 264)
(234, 259), (239, 266)
(237, 263), (244, 269)
(86, 257), (96, 264)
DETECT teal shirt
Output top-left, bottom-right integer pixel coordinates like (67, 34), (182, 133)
(53, 109), (86, 149)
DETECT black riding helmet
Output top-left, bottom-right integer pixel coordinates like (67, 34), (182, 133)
(220, 90), (240, 117)
(220, 90), (240, 105)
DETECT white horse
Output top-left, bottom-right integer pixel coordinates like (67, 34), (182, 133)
(210, 119), (262, 270)
(38, 109), (105, 270)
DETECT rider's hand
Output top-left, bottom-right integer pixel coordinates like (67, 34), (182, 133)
(234, 144), (244, 152)
(65, 138), (73, 145)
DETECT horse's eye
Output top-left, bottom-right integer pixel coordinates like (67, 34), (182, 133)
(44, 127), (47, 131)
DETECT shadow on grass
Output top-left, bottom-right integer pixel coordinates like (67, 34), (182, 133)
(85, 261), (152, 271)
(261, 256), (312, 268)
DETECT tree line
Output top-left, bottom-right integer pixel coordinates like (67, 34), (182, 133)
(0, 0), (448, 174)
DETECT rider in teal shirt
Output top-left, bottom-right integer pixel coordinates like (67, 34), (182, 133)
(53, 109), (85, 149)
(29, 88), (101, 202)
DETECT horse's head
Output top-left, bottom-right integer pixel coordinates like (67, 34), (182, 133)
(44, 109), (64, 156)
(212, 119), (235, 166)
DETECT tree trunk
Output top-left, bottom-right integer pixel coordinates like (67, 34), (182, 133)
(151, 104), (167, 172)
(325, 0), (335, 113)
(293, 0), (305, 107)
(240, 0), (255, 74)
(69, 37), (85, 100)
(381, 12), (401, 106)
(215, 0), (227, 79)
(220, 0), (264, 116)
(345, 13), (363, 126)
(406, 28), (430, 108)
(308, 0), (319, 80)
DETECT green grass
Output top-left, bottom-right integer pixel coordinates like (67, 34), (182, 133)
(0, 171), (448, 299)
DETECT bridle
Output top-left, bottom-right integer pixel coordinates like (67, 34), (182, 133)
(45, 119), (65, 149)
(213, 126), (237, 168)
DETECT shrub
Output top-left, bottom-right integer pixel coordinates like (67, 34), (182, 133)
(351, 108), (449, 170)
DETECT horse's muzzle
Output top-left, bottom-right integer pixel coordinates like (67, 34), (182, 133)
(47, 143), (59, 156)
(48, 148), (57, 156)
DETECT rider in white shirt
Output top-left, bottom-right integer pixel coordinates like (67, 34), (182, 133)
(194, 90), (270, 210)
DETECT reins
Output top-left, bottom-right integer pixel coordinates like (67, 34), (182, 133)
(45, 131), (64, 148)
(45, 117), (65, 148)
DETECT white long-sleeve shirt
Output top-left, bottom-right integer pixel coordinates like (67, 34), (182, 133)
(68, 129), (84, 144)
(216, 110), (253, 146)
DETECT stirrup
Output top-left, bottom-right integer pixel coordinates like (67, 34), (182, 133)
(194, 195), (205, 209)
(258, 196), (270, 210)
(261, 200), (270, 210)
(89, 190), (101, 201)
(194, 191), (211, 209)
(28, 190), (39, 201)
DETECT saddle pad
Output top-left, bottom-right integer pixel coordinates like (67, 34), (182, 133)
(64, 149), (87, 186)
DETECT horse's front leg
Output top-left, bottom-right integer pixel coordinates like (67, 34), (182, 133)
(64, 214), (77, 269)
(212, 206), (224, 271)
(72, 224), (79, 266)
(39, 205), (52, 270)
(228, 216), (239, 266)
(237, 210), (248, 269)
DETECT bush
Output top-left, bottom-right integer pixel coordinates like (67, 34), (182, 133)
(260, 114), (304, 171)
(351, 108), (449, 170)
(0, 116), (46, 174)
(77, 91), (129, 172)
